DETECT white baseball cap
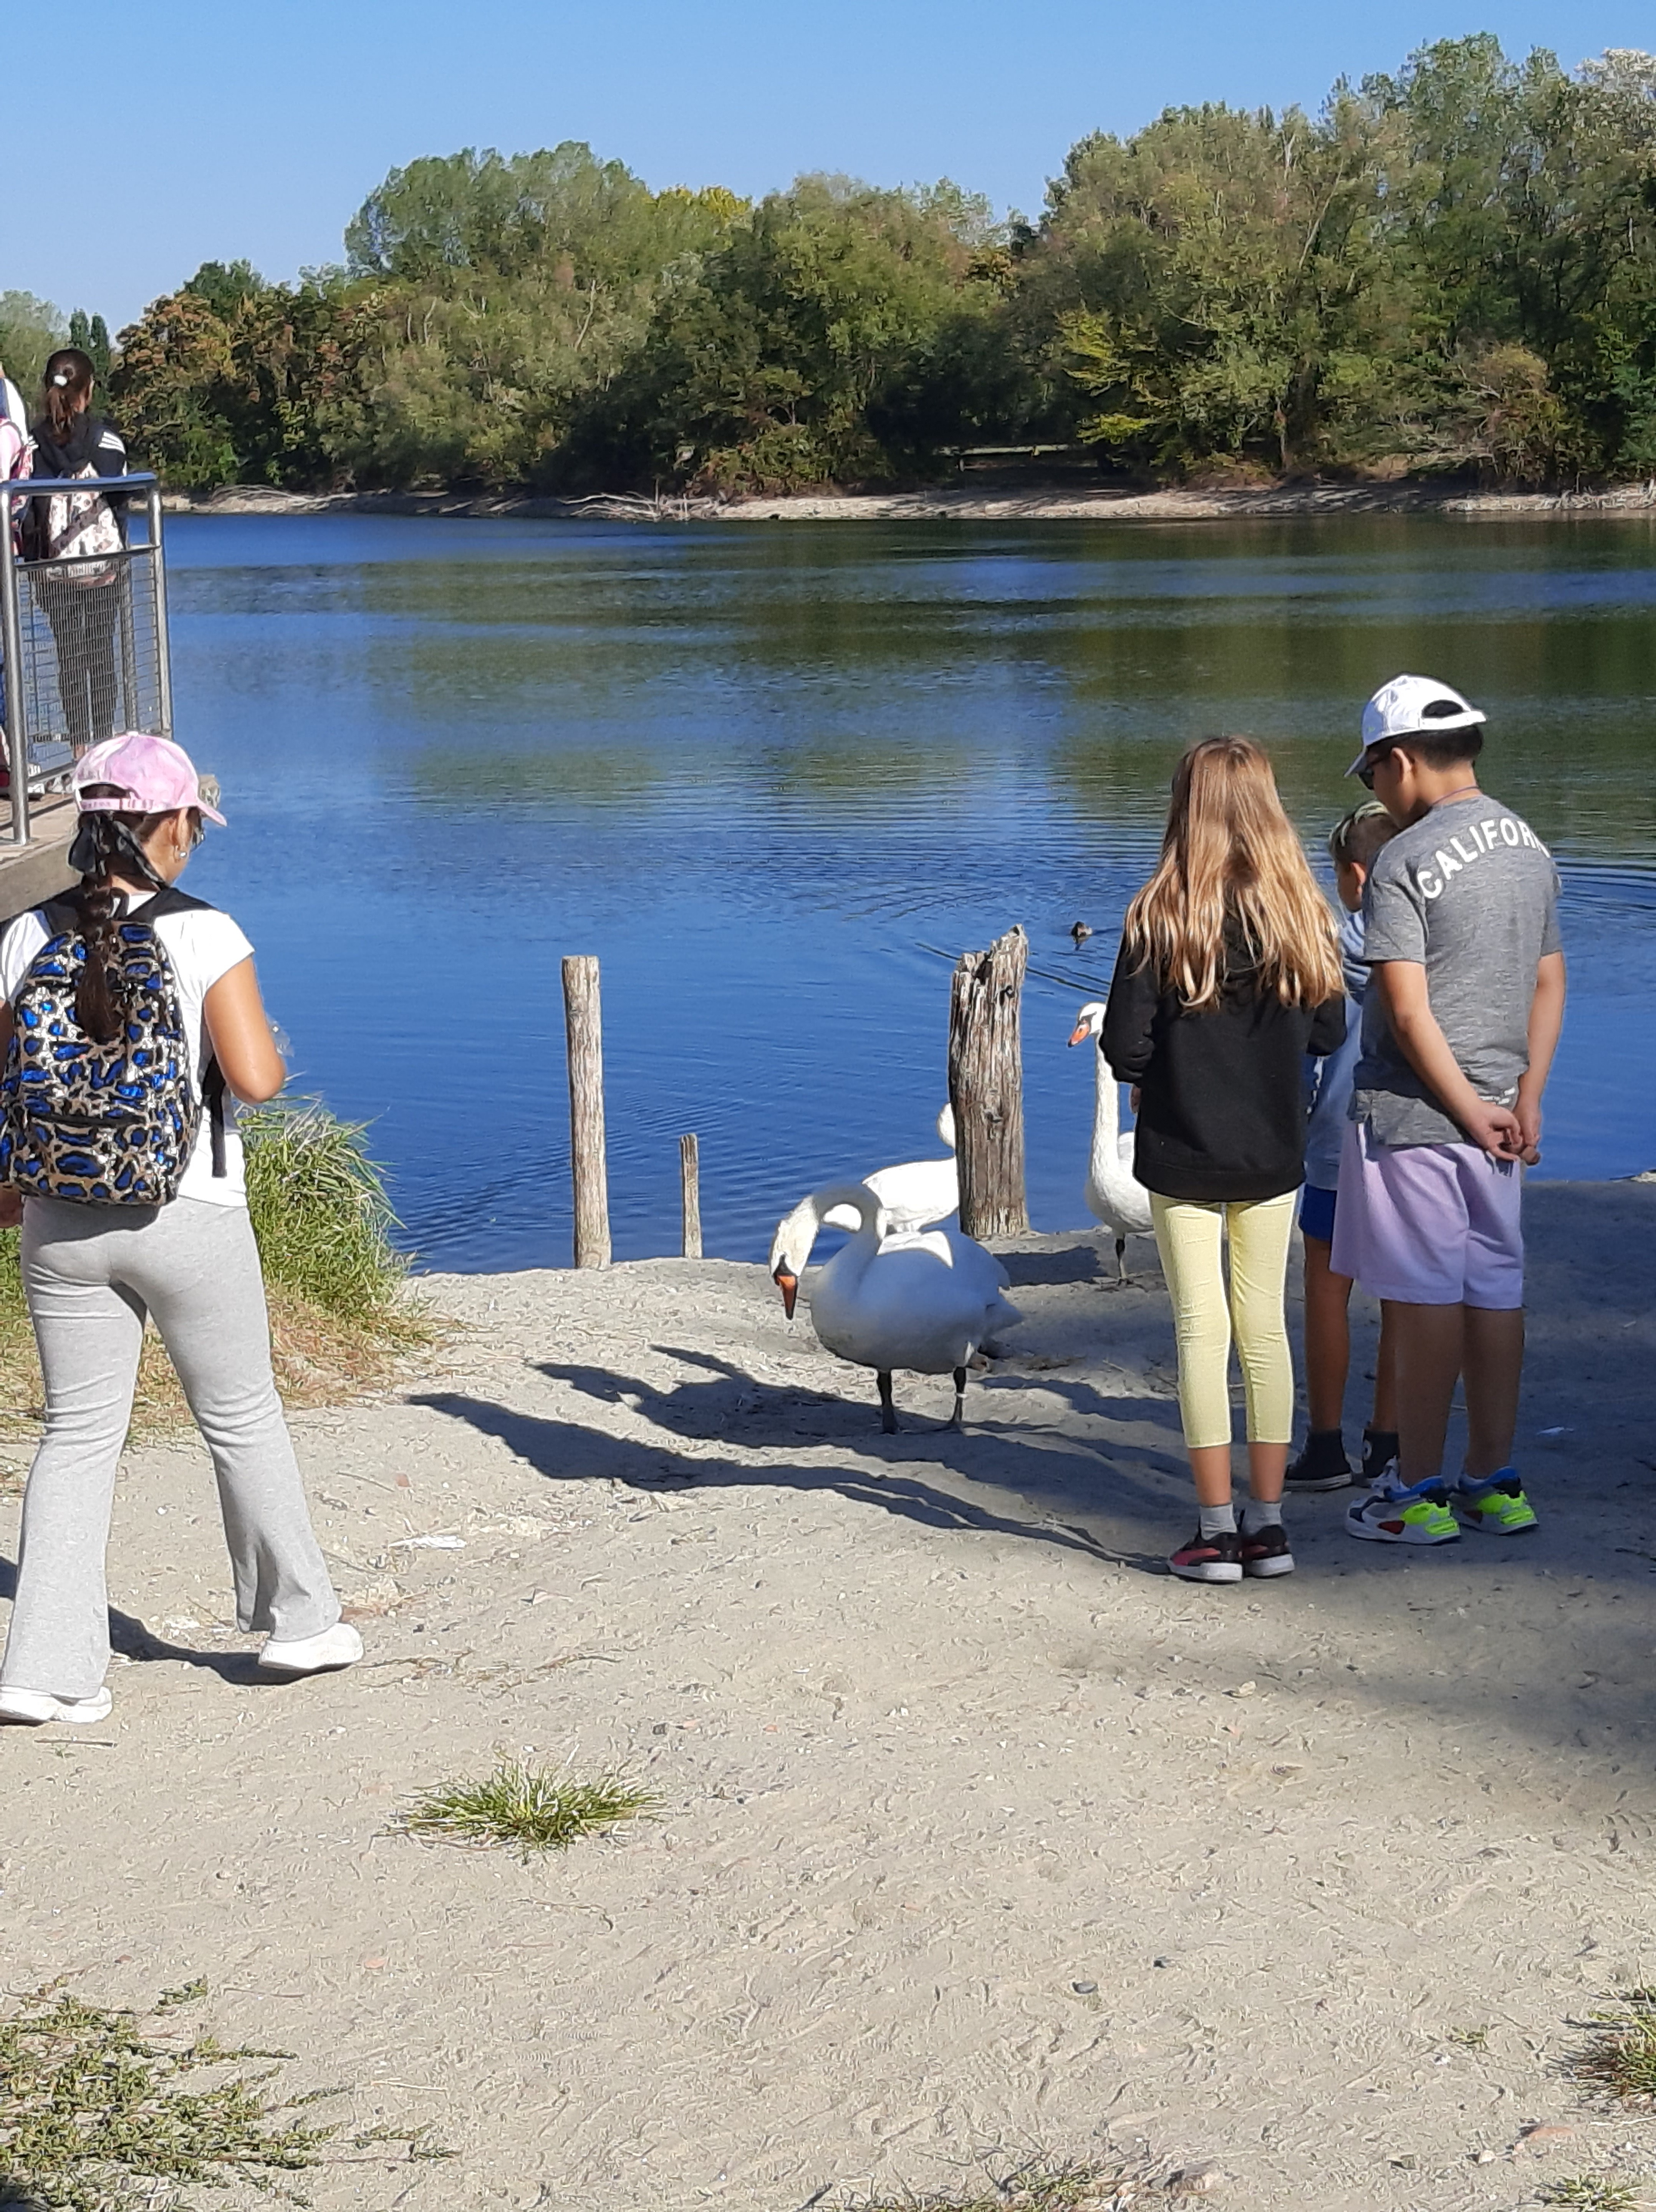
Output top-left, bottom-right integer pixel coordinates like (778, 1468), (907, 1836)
(1346, 674), (1487, 777)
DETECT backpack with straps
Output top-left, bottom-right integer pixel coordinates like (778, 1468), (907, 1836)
(0, 889), (226, 1206)
(39, 459), (122, 583)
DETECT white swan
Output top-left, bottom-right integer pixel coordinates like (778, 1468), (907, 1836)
(821, 1103), (957, 1233)
(769, 1179), (1019, 1432)
(1068, 999), (1155, 1282)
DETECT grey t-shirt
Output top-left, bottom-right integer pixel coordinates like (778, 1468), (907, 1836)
(1352, 790), (1562, 1147)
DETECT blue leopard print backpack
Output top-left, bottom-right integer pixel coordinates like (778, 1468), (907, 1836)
(1, 889), (225, 1207)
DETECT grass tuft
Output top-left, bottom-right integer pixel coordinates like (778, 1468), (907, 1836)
(1572, 1991), (1656, 2103)
(0, 1984), (336, 2210)
(1539, 2176), (1639, 2211)
(0, 1101), (434, 1445)
(396, 1757), (658, 1861)
(843, 2151), (1188, 2211)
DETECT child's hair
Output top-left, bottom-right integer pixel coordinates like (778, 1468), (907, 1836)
(1328, 800), (1397, 871)
(1399, 724), (1482, 770)
(39, 348), (94, 438)
(1124, 735), (1343, 1011)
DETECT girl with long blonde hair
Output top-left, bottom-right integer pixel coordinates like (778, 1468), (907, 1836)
(1101, 736), (1346, 1584)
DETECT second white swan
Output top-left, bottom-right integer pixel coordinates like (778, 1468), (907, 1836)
(1068, 998), (1155, 1281)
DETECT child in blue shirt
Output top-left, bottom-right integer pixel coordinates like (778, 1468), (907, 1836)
(1285, 803), (1399, 1492)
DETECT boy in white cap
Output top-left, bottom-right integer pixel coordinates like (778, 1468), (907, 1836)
(1331, 675), (1566, 1544)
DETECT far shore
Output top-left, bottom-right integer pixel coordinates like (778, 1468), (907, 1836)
(163, 478), (1656, 525)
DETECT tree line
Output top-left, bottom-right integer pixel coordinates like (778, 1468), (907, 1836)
(8, 35), (1656, 495)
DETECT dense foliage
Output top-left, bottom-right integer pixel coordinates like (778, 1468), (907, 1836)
(61, 40), (1656, 491)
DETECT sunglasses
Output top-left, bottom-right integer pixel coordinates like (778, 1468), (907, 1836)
(1356, 745), (1398, 790)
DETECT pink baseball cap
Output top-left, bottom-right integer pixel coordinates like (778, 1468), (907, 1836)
(71, 732), (227, 824)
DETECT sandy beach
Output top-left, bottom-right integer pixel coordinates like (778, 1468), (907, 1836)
(2, 1181), (1654, 2210)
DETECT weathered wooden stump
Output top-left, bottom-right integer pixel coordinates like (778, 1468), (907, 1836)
(561, 955), (611, 1268)
(680, 1132), (702, 1259)
(947, 924), (1029, 1240)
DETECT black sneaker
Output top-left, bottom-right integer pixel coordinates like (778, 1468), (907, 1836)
(1168, 1527), (1242, 1583)
(1285, 1429), (1353, 1493)
(1240, 1521), (1296, 1577)
(1361, 1428), (1400, 1488)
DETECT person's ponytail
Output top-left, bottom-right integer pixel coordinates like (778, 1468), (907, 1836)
(66, 809), (168, 1044)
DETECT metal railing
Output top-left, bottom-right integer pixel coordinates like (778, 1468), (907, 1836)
(1, 472), (172, 845)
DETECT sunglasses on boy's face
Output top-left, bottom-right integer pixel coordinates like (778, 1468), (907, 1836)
(1356, 743), (1398, 790)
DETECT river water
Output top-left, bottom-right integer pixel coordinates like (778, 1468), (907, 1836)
(165, 514), (1656, 1272)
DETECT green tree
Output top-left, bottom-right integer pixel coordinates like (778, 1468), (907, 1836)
(0, 290), (66, 404)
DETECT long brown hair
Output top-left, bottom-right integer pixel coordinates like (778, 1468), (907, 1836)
(1123, 735), (1342, 1011)
(40, 347), (94, 439)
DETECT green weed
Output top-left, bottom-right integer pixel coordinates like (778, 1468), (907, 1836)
(843, 2151), (1189, 2210)
(0, 1985), (337, 2210)
(1449, 2023), (1490, 2048)
(1572, 1993), (1656, 2102)
(396, 1757), (658, 1861)
(241, 1097), (415, 1325)
(1539, 2175), (1639, 2211)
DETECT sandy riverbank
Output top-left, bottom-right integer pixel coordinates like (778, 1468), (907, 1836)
(163, 480), (1656, 525)
(2, 1181), (1654, 2211)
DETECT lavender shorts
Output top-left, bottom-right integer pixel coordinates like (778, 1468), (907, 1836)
(1329, 1119), (1525, 1308)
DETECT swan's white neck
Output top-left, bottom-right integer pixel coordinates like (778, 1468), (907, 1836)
(1090, 1042), (1121, 1178)
(774, 1180), (886, 1274)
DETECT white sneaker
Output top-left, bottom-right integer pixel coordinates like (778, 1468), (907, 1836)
(0, 1684), (114, 1726)
(257, 1622), (363, 1677)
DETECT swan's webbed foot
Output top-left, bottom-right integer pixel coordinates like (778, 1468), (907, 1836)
(878, 1372), (898, 1434)
(948, 1365), (967, 1431)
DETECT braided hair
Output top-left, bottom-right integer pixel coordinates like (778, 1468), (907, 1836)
(66, 803), (171, 1044)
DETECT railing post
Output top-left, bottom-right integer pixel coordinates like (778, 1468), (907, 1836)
(1, 491), (29, 844)
(680, 1133), (701, 1259)
(147, 486), (173, 736)
(561, 955), (611, 1268)
(947, 924), (1030, 1240)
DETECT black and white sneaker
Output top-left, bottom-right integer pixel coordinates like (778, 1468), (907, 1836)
(1168, 1528), (1242, 1583)
(1284, 1430), (1353, 1492)
(1361, 1428), (1400, 1488)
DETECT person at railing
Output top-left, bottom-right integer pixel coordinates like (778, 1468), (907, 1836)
(23, 348), (128, 754)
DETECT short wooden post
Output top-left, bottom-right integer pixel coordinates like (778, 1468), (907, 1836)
(561, 955), (611, 1268)
(680, 1133), (702, 1259)
(948, 924), (1029, 1240)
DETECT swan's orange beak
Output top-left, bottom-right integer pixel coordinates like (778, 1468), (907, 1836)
(773, 1266), (798, 1320)
(1067, 1022), (1091, 1047)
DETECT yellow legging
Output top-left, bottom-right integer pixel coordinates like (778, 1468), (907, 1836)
(1149, 1190), (1298, 1451)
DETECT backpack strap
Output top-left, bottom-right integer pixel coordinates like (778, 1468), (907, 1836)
(134, 888), (228, 1177)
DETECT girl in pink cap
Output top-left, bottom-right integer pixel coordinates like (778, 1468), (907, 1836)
(0, 732), (358, 1725)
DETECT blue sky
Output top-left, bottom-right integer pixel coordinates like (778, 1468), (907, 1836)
(5, 0), (1649, 333)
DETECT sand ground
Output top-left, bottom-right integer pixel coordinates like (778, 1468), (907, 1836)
(2, 1182), (1654, 2210)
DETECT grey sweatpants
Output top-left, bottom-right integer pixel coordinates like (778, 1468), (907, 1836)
(3, 1195), (340, 1699)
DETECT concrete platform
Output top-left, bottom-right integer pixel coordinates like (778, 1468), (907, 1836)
(0, 794), (76, 923)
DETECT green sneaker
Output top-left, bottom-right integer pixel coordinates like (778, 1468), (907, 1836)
(1345, 1477), (1460, 1545)
(1452, 1469), (1538, 1535)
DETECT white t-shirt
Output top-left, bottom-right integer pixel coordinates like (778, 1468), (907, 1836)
(1, 892), (256, 1206)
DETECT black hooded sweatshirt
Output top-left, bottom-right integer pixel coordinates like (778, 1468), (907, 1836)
(1101, 926), (1346, 1202)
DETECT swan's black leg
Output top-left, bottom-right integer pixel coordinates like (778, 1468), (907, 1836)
(1115, 1235), (1127, 1284)
(949, 1366), (968, 1430)
(878, 1372), (898, 1433)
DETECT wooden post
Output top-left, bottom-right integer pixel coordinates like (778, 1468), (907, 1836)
(948, 924), (1029, 1240)
(561, 955), (611, 1268)
(680, 1133), (702, 1259)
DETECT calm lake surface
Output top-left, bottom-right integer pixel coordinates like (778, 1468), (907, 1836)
(166, 514), (1656, 1272)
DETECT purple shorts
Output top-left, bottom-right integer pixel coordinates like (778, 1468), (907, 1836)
(1328, 1119), (1525, 1308)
